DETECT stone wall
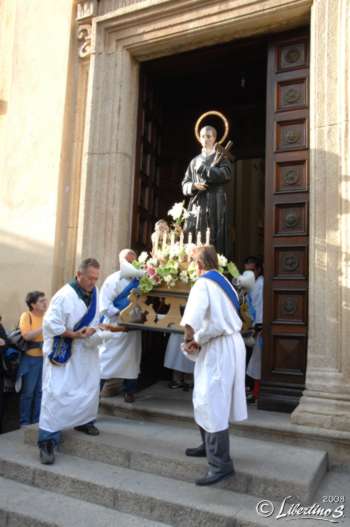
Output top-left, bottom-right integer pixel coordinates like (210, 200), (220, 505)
(0, 0), (75, 326)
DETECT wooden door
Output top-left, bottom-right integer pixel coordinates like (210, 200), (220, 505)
(132, 70), (169, 382)
(132, 72), (163, 252)
(260, 31), (309, 412)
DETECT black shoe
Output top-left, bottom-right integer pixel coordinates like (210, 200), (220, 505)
(247, 393), (256, 404)
(74, 423), (100, 436)
(123, 392), (135, 403)
(195, 469), (235, 486)
(185, 445), (206, 457)
(39, 440), (55, 465)
(168, 381), (183, 389)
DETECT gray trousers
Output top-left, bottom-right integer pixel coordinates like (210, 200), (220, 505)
(199, 426), (234, 475)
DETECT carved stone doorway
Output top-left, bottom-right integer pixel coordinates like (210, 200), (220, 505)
(75, 1), (314, 412)
(131, 30), (310, 412)
(132, 36), (268, 390)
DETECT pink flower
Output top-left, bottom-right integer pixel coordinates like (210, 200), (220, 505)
(147, 265), (156, 277)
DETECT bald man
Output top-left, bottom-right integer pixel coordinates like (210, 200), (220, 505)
(99, 249), (144, 403)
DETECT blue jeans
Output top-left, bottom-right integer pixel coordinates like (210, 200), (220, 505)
(123, 378), (137, 394)
(38, 428), (61, 447)
(18, 355), (43, 425)
(38, 419), (95, 447)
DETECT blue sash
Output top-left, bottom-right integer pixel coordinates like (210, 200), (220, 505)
(247, 293), (256, 323)
(200, 270), (240, 313)
(48, 286), (97, 366)
(113, 278), (139, 311)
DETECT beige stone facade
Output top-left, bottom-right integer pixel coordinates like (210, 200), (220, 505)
(0, 0), (75, 319)
(1, 0), (350, 431)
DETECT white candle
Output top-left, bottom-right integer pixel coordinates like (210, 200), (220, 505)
(154, 231), (159, 253)
(179, 231), (184, 249)
(188, 232), (192, 245)
(162, 231), (167, 251)
(205, 228), (210, 245)
(170, 231), (175, 248)
(196, 231), (201, 246)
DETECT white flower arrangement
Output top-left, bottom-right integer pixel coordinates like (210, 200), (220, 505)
(132, 239), (239, 295)
(167, 201), (189, 226)
(131, 201), (240, 294)
(179, 270), (189, 283)
(218, 254), (228, 268)
(169, 243), (182, 259)
(138, 251), (149, 264)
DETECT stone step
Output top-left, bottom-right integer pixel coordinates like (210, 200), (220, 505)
(23, 415), (327, 502)
(0, 475), (170, 527)
(99, 381), (195, 427)
(0, 430), (305, 527)
(99, 381), (350, 468)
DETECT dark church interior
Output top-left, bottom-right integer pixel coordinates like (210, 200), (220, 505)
(136, 36), (268, 386)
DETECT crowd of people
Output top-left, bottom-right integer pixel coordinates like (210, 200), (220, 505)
(0, 245), (263, 487)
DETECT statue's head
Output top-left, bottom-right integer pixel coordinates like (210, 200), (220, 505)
(154, 219), (169, 234)
(199, 126), (217, 150)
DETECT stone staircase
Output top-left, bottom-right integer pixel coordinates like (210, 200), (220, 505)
(0, 418), (328, 527)
(0, 476), (166, 527)
(2, 381), (350, 526)
(100, 381), (350, 468)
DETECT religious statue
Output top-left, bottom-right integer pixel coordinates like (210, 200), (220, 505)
(182, 111), (234, 255)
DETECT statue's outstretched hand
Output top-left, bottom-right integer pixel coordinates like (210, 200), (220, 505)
(193, 183), (207, 191)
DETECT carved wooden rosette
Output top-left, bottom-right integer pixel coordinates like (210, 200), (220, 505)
(119, 282), (191, 333)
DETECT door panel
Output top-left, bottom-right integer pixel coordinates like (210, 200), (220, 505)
(260, 31), (309, 412)
(131, 71), (169, 385)
(132, 73), (163, 252)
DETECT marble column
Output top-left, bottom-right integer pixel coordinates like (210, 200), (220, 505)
(291, 0), (350, 431)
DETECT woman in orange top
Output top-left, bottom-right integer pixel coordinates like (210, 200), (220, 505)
(18, 291), (47, 425)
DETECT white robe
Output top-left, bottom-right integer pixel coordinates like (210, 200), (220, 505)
(181, 276), (247, 433)
(250, 275), (263, 325)
(247, 275), (264, 380)
(99, 271), (142, 380)
(39, 284), (102, 433)
(247, 335), (262, 380)
(164, 333), (194, 374)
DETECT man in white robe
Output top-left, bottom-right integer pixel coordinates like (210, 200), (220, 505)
(38, 258), (103, 465)
(99, 249), (144, 403)
(181, 246), (247, 486)
(245, 256), (264, 400)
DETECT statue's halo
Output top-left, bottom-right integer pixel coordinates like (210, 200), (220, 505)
(194, 110), (229, 145)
